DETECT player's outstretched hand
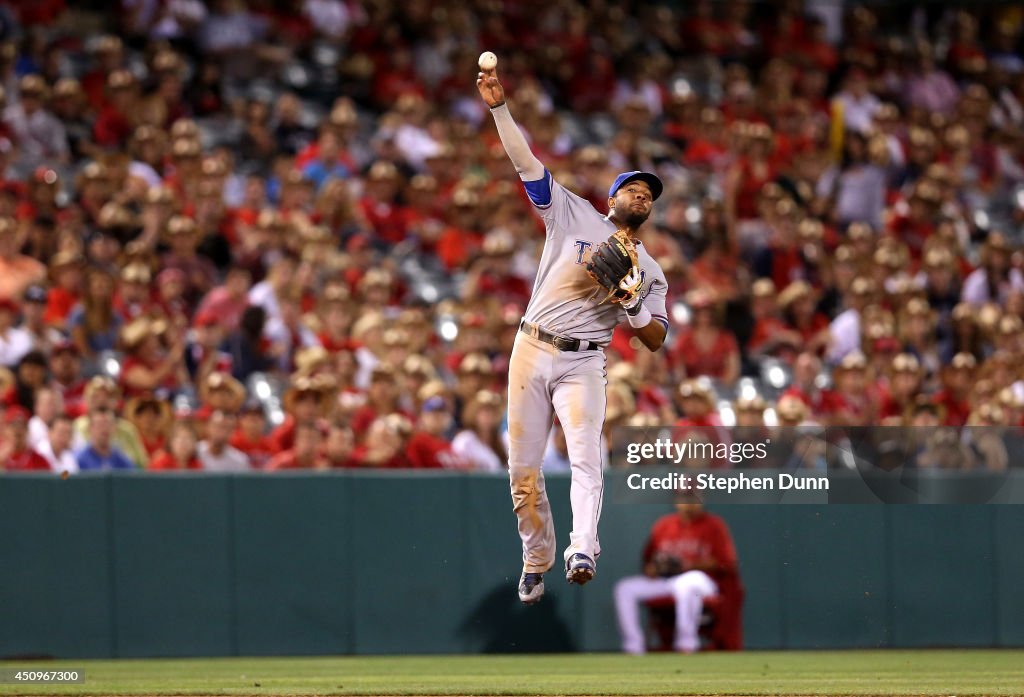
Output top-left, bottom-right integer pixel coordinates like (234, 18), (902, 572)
(476, 67), (505, 108)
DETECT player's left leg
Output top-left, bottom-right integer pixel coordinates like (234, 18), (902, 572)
(670, 570), (719, 653)
(613, 575), (675, 654)
(551, 349), (607, 582)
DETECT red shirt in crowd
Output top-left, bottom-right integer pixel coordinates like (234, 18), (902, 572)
(93, 106), (134, 147)
(781, 384), (839, 417)
(358, 198), (410, 245)
(265, 449), (328, 470)
(149, 452), (202, 470)
(933, 390), (970, 427)
(643, 511), (737, 574)
(404, 432), (463, 469)
(268, 415), (297, 453)
(140, 434), (166, 458)
(5, 448), (50, 471)
(748, 316), (790, 354)
(230, 430), (278, 469)
(55, 379), (87, 418)
(44, 287), (80, 326)
(672, 328), (739, 381)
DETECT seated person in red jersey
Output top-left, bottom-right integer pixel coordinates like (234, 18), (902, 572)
(266, 421), (329, 470)
(350, 414), (412, 468)
(820, 351), (878, 427)
(149, 423), (203, 470)
(124, 395), (172, 458)
(879, 353), (924, 424)
(671, 289), (740, 386)
(324, 421), (356, 468)
(1, 405), (50, 471)
(405, 396), (465, 469)
(614, 496), (743, 653)
(231, 399), (277, 469)
(270, 374), (333, 452)
(673, 380), (730, 467)
(933, 353), (975, 427)
(746, 279), (794, 359)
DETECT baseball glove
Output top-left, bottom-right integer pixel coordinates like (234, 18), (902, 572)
(585, 230), (642, 305)
(651, 552), (684, 578)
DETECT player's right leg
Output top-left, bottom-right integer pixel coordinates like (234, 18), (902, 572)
(670, 570), (719, 653)
(613, 575), (674, 654)
(551, 349), (607, 584)
(507, 331), (556, 602)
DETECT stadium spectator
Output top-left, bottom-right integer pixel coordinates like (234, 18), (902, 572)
(351, 414), (412, 468)
(76, 406), (136, 471)
(0, 296), (31, 367)
(150, 423), (202, 470)
(404, 395), (462, 469)
(271, 374), (331, 452)
(68, 268), (121, 361)
(27, 385), (83, 452)
(817, 131), (887, 230)
(4, 74), (68, 174)
(36, 412), (77, 474)
(324, 420), (356, 468)
(267, 420), (328, 470)
(73, 377), (148, 467)
(452, 389), (506, 472)
(198, 371), (246, 415)
(961, 232), (1023, 307)
(198, 410), (250, 471)
(230, 399), (275, 469)
(614, 496), (743, 653)
(671, 290), (740, 386)
(119, 316), (186, 399)
(0, 404), (49, 471)
(0, 1), (1022, 474)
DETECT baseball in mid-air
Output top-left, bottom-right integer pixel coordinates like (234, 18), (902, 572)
(478, 51), (497, 71)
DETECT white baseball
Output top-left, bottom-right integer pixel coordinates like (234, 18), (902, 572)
(478, 51), (497, 71)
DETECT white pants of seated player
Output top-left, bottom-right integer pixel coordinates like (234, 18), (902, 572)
(614, 571), (719, 654)
(507, 330), (607, 574)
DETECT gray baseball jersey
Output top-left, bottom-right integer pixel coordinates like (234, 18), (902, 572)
(522, 170), (670, 344)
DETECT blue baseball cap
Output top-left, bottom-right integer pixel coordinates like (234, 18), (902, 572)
(608, 170), (663, 201)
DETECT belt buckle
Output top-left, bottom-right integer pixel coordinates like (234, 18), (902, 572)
(553, 336), (577, 351)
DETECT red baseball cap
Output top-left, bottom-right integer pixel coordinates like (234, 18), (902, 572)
(194, 310), (220, 328)
(52, 338), (80, 355)
(4, 405), (30, 423)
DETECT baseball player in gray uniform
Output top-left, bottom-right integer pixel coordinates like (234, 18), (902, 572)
(476, 62), (670, 604)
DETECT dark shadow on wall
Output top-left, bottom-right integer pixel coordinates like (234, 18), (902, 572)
(457, 584), (577, 653)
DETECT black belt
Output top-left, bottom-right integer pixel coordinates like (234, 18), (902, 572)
(519, 320), (602, 352)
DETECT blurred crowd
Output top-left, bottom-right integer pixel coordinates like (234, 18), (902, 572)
(2, 0), (1024, 473)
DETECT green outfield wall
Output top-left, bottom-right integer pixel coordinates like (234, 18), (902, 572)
(1, 471), (1022, 658)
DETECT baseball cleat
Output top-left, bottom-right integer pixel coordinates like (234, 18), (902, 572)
(565, 553), (596, 585)
(518, 571), (545, 604)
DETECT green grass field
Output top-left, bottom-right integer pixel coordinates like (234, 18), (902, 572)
(2, 651), (1023, 696)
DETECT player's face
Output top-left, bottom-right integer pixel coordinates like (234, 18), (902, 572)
(609, 181), (653, 227)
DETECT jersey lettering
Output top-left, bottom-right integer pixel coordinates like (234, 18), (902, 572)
(574, 239), (593, 264)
